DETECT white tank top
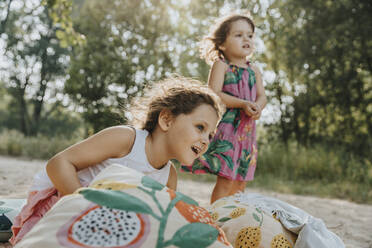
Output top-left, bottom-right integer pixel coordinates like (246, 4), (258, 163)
(31, 129), (171, 191)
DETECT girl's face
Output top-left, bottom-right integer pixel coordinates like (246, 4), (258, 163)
(220, 19), (254, 61)
(165, 104), (219, 165)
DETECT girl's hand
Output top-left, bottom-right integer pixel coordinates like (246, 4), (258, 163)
(243, 101), (259, 116)
(251, 102), (262, 120)
(251, 108), (262, 120)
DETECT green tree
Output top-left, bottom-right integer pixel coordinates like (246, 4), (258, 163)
(262, 0), (372, 157)
(0, 0), (69, 136)
(65, 0), (183, 133)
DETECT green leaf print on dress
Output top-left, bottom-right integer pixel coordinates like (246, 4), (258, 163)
(224, 71), (238, 85)
(208, 140), (233, 154)
(200, 140), (234, 173)
(220, 109), (241, 133)
(220, 110), (236, 124)
(237, 149), (252, 178)
(247, 67), (256, 89)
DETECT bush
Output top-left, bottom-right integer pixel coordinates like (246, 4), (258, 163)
(255, 141), (372, 203)
(257, 141), (370, 183)
(0, 129), (81, 159)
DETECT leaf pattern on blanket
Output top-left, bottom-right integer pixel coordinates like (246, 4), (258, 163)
(56, 174), (231, 248)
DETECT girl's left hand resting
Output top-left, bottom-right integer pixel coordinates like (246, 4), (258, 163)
(243, 101), (259, 117)
(251, 103), (262, 120)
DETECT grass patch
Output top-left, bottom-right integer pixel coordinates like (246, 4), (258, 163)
(0, 129), (81, 159)
(249, 174), (372, 204)
(177, 172), (372, 204)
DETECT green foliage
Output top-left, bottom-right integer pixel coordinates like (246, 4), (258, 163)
(65, 0), (181, 132)
(44, 0), (86, 47)
(37, 106), (85, 138)
(0, 129), (81, 159)
(257, 141), (370, 182)
(0, 101), (84, 139)
(261, 0), (372, 157)
(255, 140), (372, 203)
(63, 0), (260, 132)
(1, 0), (70, 136)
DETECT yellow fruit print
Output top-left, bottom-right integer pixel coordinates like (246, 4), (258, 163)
(210, 212), (219, 222)
(229, 207), (246, 218)
(238, 135), (247, 142)
(234, 207), (264, 248)
(235, 226), (262, 248)
(251, 145), (257, 164)
(243, 123), (252, 133)
(271, 234), (293, 248)
(91, 180), (137, 190)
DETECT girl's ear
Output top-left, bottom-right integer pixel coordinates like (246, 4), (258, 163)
(158, 109), (174, 131)
(219, 43), (226, 52)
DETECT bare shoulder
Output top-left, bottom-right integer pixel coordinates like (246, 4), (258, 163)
(166, 162), (178, 191)
(250, 63), (262, 76)
(96, 126), (136, 157)
(102, 125), (135, 135)
(212, 60), (228, 71)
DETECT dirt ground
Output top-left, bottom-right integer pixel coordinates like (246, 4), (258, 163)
(0, 155), (371, 248)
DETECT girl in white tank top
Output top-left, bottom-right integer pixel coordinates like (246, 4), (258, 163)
(11, 76), (223, 245)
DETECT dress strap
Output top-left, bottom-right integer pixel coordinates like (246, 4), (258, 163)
(220, 57), (251, 68)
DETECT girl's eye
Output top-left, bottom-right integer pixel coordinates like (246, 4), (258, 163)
(236, 34), (242, 37)
(196, 125), (204, 131)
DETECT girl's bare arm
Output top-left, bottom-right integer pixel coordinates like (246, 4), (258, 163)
(46, 126), (135, 195)
(252, 64), (267, 111)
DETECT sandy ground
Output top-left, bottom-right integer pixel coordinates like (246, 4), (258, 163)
(0, 155), (371, 248)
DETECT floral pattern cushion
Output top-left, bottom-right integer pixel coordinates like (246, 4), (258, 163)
(209, 197), (297, 248)
(15, 164), (232, 248)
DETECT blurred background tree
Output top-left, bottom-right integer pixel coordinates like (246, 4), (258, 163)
(0, 0), (79, 137)
(65, 0), (179, 133)
(262, 0), (372, 159)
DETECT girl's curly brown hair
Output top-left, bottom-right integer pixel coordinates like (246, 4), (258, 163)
(129, 76), (224, 133)
(199, 14), (255, 65)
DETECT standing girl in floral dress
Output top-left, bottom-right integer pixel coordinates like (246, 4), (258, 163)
(182, 13), (267, 203)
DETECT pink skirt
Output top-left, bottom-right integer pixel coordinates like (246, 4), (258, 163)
(10, 187), (61, 245)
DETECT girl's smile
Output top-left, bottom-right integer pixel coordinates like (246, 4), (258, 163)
(165, 104), (219, 165)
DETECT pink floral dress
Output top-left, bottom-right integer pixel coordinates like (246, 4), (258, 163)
(182, 60), (258, 181)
